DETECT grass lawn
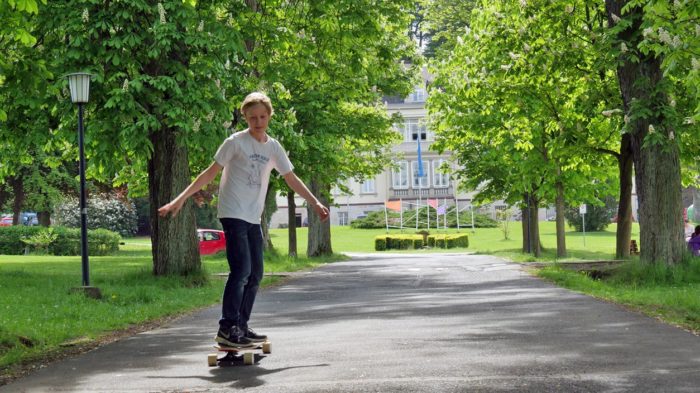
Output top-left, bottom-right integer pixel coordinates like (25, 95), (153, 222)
(0, 240), (341, 380)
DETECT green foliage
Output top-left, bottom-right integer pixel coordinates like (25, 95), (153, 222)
(20, 227), (57, 255)
(0, 226), (120, 256)
(427, 0), (621, 210)
(565, 200), (617, 232)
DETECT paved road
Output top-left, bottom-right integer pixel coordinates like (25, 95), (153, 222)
(4, 253), (700, 392)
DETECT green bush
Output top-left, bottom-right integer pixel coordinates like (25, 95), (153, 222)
(565, 200), (616, 232)
(427, 234), (469, 249)
(0, 226), (120, 256)
(374, 235), (424, 251)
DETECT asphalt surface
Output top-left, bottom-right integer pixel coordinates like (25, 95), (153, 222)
(3, 253), (700, 392)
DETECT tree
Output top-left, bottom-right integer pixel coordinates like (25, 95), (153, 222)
(604, 0), (695, 264)
(38, 0), (248, 275)
(236, 0), (418, 257)
(427, 0), (620, 258)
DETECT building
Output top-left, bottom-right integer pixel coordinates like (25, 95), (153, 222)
(269, 77), (485, 229)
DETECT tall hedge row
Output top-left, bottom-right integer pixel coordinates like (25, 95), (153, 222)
(0, 226), (120, 256)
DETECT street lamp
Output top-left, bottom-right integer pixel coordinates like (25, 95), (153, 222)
(66, 72), (100, 299)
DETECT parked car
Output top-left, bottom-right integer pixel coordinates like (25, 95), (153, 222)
(0, 215), (12, 226)
(198, 229), (226, 255)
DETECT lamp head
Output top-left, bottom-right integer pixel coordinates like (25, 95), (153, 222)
(66, 73), (92, 103)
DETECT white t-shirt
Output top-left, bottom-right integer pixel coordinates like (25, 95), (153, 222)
(214, 130), (293, 224)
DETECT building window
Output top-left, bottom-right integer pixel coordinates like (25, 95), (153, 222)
(392, 161), (409, 189)
(361, 178), (376, 194)
(407, 86), (427, 103)
(407, 119), (427, 142)
(411, 161), (429, 188)
(338, 212), (349, 226)
(433, 159), (450, 188)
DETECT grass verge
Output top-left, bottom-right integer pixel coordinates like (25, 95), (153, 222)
(0, 242), (345, 382)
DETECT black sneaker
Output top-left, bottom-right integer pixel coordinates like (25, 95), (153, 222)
(244, 327), (268, 343)
(215, 326), (255, 348)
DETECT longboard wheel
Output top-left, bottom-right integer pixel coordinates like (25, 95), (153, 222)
(243, 352), (255, 365)
(207, 353), (218, 367)
(262, 342), (271, 354)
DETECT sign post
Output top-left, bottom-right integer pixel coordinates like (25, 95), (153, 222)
(580, 204), (587, 247)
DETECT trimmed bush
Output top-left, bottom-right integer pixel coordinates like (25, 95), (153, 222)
(427, 234), (469, 249)
(54, 194), (138, 237)
(0, 226), (121, 256)
(374, 235), (424, 251)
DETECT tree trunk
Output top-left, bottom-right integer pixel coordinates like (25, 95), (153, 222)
(554, 179), (566, 258)
(148, 127), (201, 276)
(10, 175), (24, 225)
(261, 185), (275, 251)
(307, 177), (332, 257)
(287, 192), (297, 257)
(693, 187), (700, 222)
(616, 133), (634, 259)
(522, 192), (541, 256)
(38, 211), (51, 227)
(606, 0), (685, 265)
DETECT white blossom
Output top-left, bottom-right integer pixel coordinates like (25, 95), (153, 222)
(206, 111), (214, 122)
(672, 35), (682, 48)
(500, 64), (512, 71)
(523, 43), (531, 52)
(658, 28), (673, 45)
(158, 3), (166, 24)
(565, 5), (574, 14)
(509, 52), (521, 60)
(457, 36), (464, 45)
(197, 20), (204, 32)
(648, 124), (655, 133)
(225, 59), (231, 70)
(82, 8), (89, 23)
(611, 14), (621, 24)
(520, 0), (527, 7)
(685, 117), (696, 125)
(669, 131), (675, 140)
(692, 58), (700, 70)
(464, 26), (471, 36)
(674, 0), (682, 10)
(643, 27), (654, 37)
(620, 43), (628, 53)
(215, 79), (221, 89)
(624, 115), (630, 124)
(670, 99), (676, 108)
(192, 118), (201, 133)
(696, 24), (700, 37)
(602, 109), (622, 117)
(122, 79), (129, 92)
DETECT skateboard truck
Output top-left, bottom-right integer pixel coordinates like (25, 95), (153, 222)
(208, 341), (271, 366)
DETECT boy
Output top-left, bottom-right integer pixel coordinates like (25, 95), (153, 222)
(158, 92), (329, 346)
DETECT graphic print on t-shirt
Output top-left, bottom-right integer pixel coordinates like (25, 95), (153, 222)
(246, 153), (270, 187)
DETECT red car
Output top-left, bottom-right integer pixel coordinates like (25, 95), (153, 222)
(198, 229), (227, 255)
(0, 216), (12, 227)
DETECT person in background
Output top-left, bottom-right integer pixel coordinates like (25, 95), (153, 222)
(688, 225), (700, 257)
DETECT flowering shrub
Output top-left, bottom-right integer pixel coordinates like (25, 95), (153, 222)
(54, 194), (138, 237)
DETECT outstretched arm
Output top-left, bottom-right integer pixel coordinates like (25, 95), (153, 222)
(158, 162), (223, 218)
(283, 172), (330, 222)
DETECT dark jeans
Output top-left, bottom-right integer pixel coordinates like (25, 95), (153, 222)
(219, 218), (264, 330)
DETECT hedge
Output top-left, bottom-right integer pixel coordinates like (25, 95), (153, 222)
(375, 235), (424, 251)
(427, 234), (469, 249)
(374, 233), (469, 251)
(0, 226), (121, 256)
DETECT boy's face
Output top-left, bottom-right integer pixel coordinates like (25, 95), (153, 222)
(243, 103), (271, 134)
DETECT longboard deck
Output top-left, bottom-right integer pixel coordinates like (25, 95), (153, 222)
(209, 341), (271, 366)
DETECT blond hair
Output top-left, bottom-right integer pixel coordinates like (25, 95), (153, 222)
(241, 92), (274, 117)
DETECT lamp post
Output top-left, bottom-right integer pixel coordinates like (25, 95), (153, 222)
(67, 73), (100, 298)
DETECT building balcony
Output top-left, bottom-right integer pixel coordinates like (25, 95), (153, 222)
(390, 186), (453, 199)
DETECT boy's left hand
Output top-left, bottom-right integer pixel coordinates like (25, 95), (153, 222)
(314, 202), (330, 222)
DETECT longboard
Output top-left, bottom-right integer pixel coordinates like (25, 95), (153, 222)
(208, 341), (272, 366)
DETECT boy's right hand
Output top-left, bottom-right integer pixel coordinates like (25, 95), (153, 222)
(158, 200), (184, 218)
